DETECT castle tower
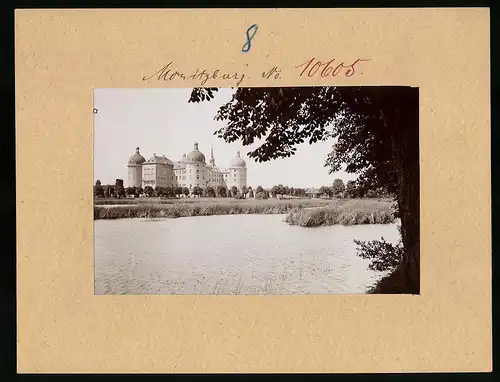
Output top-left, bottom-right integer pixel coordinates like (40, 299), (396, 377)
(228, 149), (247, 192)
(185, 141), (207, 190)
(127, 146), (146, 188)
(209, 146), (216, 166)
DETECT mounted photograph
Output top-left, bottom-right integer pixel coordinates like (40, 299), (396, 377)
(93, 86), (419, 295)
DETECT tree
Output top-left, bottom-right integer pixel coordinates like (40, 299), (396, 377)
(125, 187), (136, 197)
(346, 180), (358, 198)
(193, 186), (203, 197)
(154, 186), (163, 197)
(175, 186), (183, 197)
(262, 190), (270, 199)
(248, 187), (254, 198)
(104, 185), (114, 198)
(115, 179), (125, 199)
(137, 187), (144, 196)
(166, 186), (176, 198)
(206, 186), (216, 197)
(182, 187), (190, 197)
(231, 186), (238, 196)
(241, 185), (248, 197)
(332, 178), (345, 198)
(216, 185), (227, 197)
(94, 180), (104, 198)
(256, 185), (264, 194)
(188, 86), (419, 294)
(319, 186), (331, 197)
(270, 185), (279, 197)
(294, 188), (305, 197)
(144, 186), (154, 197)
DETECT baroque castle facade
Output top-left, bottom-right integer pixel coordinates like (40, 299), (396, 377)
(127, 142), (247, 192)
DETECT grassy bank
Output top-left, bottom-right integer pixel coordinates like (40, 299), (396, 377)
(284, 199), (395, 227)
(94, 198), (332, 220)
(95, 197), (225, 205)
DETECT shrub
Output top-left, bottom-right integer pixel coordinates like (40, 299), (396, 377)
(354, 237), (403, 272)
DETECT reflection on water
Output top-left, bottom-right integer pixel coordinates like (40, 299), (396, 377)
(94, 214), (400, 295)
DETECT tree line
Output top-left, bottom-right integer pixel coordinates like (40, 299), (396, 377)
(318, 178), (392, 199)
(94, 179), (273, 199)
(94, 178), (389, 200)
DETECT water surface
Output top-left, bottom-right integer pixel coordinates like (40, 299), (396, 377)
(94, 214), (399, 295)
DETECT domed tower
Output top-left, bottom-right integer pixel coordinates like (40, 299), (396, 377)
(229, 150), (247, 192)
(127, 147), (146, 187)
(185, 142), (207, 190)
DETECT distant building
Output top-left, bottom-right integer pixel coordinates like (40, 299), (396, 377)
(305, 187), (320, 198)
(127, 142), (247, 193)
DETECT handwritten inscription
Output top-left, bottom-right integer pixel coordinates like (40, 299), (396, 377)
(141, 57), (369, 86)
(295, 57), (370, 78)
(242, 24), (259, 53)
(143, 62), (245, 87)
(262, 66), (281, 79)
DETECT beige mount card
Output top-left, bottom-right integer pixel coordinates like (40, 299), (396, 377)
(16, 8), (491, 373)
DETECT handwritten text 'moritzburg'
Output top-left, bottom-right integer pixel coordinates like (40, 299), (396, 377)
(143, 62), (246, 87)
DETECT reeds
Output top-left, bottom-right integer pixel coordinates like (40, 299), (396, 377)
(284, 199), (395, 227)
(94, 201), (320, 220)
(94, 198), (395, 225)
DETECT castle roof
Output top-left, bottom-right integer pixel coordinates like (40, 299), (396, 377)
(173, 162), (186, 170)
(229, 150), (246, 168)
(185, 142), (206, 164)
(146, 154), (174, 165)
(128, 147), (146, 165)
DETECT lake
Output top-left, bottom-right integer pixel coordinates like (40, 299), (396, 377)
(94, 214), (400, 295)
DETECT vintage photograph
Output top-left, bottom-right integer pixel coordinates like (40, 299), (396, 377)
(93, 86), (419, 295)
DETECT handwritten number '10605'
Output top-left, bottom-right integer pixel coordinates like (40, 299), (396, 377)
(295, 57), (370, 78)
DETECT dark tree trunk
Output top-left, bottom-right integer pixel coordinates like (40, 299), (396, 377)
(390, 88), (420, 294)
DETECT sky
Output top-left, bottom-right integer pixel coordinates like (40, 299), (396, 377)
(93, 88), (357, 189)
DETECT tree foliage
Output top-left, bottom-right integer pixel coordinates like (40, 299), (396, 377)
(332, 178), (345, 197)
(241, 185), (248, 197)
(355, 238), (403, 272)
(216, 185), (227, 197)
(144, 186), (154, 197)
(94, 180), (105, 198)
(346, 180), (358, 198)
(205, 186), (216, 197)
(115, 179), (125, 198)
(319, 185), (332, 197)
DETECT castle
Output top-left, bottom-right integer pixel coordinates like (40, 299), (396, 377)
(127, 142), (247, 192)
